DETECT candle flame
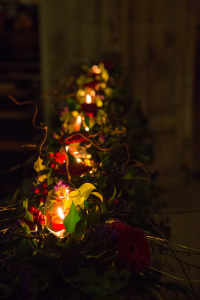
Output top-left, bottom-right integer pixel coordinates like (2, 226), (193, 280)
(86, 94), (92, 104)
(85, 127), (89, 131)
(77, 115), (82, 124)
(65, 146), (69, 152)
(76, 158), (81, 162)
(58, 207), (65, 220)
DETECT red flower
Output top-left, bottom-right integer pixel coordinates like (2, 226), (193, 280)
(111, 222), (151, 272)
(58, 133), (89, 145)
(56, 162), (92, 176)
(79, 103), (98, 117)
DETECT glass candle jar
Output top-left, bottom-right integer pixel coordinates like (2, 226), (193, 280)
(44, 188), (81, 238)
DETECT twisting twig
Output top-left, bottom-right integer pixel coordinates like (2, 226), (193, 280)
(8, 96), (60, 166)
(61, 132), (146, 183)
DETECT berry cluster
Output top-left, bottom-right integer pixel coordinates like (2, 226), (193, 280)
(28, 206), (46, 225)
(34, 181), (48, 203)
(49, 152), (66, 168)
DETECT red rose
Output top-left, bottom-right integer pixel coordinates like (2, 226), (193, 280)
(111, 222), (151, 272)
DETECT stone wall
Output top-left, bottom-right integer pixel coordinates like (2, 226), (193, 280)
(39, 0), (200, 186)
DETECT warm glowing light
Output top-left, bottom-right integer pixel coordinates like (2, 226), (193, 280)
(90, 90), (95, 97)
(86, 94), (92, 104)
(76, 158), (81, 162)
(85, 127), (89, 131)
(77, 115), (82, 124)
(73, 152), (78, 154)
(80, 91), (85, 96)
(86, 154), (91, 159)
(89, 171), (93, 174)
(65, 146), (69, 152)
(58, 207), (65, 220)
(93, 65), (101, 74)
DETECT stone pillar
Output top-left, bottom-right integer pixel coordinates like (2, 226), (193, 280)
(39, 0), (199, 185)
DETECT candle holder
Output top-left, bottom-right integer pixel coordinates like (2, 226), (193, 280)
(69, 145), (88, 159)
(44, 188), (81, 238)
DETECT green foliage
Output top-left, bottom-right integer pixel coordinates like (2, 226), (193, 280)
(0, 59), (197, 300)
(64, 201), (80, 233)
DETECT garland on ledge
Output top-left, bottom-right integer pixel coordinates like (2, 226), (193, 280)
(1, 61), (200, 300)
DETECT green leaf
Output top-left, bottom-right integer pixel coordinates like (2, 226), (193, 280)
(92, 191), (103, 202)
(128, 188), (135, 195)
(74, 219), (87, 238)
(78, 207), (87, 221)
(101, 201), (107, 214)
(78, 183), (97, 200)
(24, 211), (34, 222)
(38, 168), (52, 176)
(87, 206), (101, 227)
(47, 169), (53, 186)
(96, 176), (107, 189)
(108, 185), (116, 205)
(71, 268), (96, 284)
(22, 222), (31, 235)
(12, 189), (19, 202)
(83, 200), (90, 208)
(63, 201), (80, 234)
(123, 173), (132, 180)
(22, 198), (28, 210)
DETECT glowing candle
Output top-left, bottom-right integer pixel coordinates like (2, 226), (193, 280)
(86, 94), (92, 104)
(75, 115), (82, 131)
(52, 207), (66, 231)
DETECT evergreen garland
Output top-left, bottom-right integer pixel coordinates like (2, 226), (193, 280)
(0, 61), (199, 300)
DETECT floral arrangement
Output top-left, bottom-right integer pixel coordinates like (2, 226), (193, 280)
(0, 60), (200, 300)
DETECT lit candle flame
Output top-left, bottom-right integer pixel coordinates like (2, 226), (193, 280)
(58, 207), (65, 220)
(85, 127), (89, 131)
(86, 94), (92, 104)
(76, 115), (82, 124)
(65, 146), (69, 152)
(76, 158), (81, 162)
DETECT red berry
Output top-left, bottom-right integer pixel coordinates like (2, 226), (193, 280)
(43, 189), (48, 195)
(28, 206), (35, 212)
(40, 197), (45, 203)
(55, 152), (60, 157)
(43, 183), (47, 188)
(34, 216), (40, 223)
(54, 157), (59, 162)
(34, 189), (40, 194)
(35, 210), (42, 216)
(49, 153), (54, 158)
(33, 208), (38, 215)
(114, 199), (119, 204)
(50, 163), (55, 168)
(40, 215), (45, 221)
(41, 221), (45, 225)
